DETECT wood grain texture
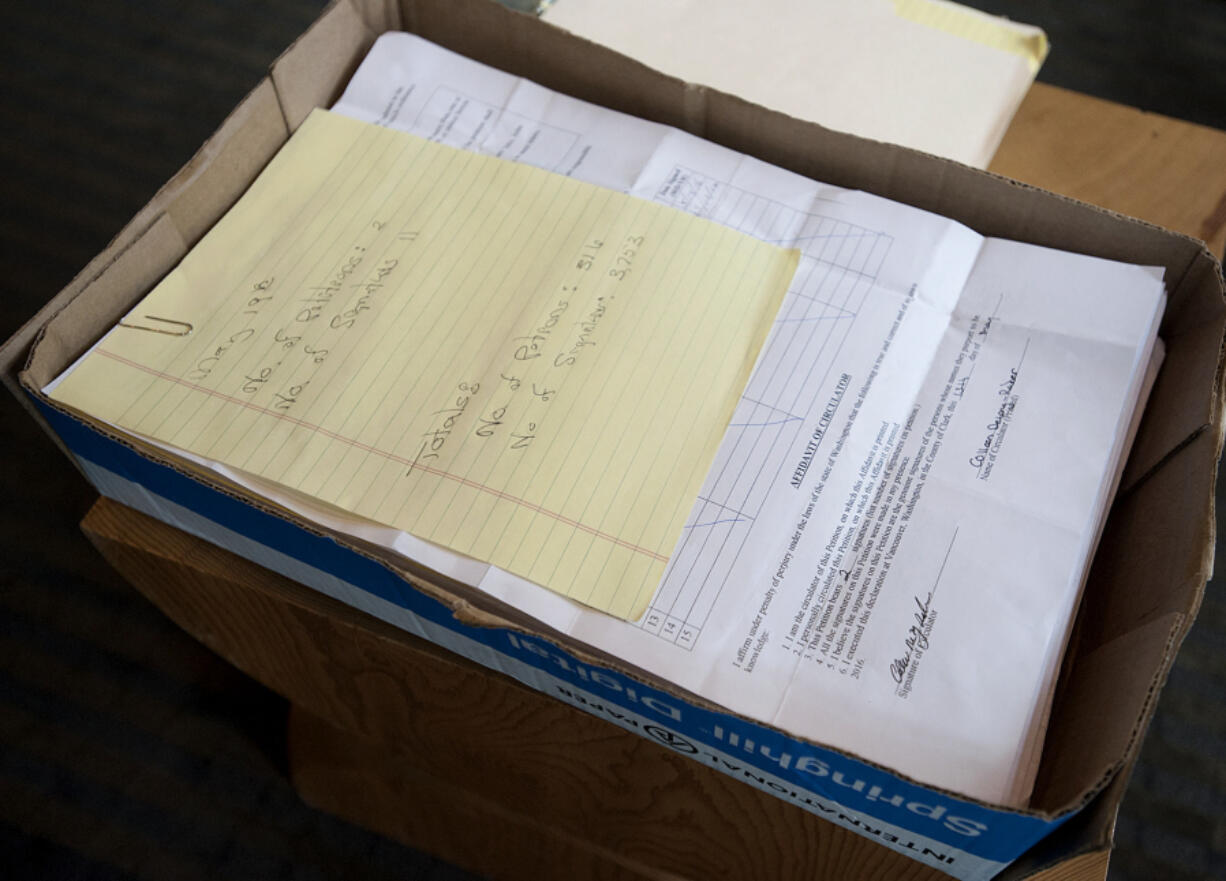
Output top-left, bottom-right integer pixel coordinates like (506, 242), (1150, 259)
(1021, 851), (1110, 881)
(290, 705), (672, 881)
(992, 83), (1226, 258)
(81, 498), (1108, 881)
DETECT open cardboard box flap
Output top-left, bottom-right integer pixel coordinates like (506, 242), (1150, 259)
(3, 0), (1223, 875)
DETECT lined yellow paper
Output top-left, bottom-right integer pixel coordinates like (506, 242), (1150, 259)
(892, 0), (1049, 73)
(50, 109), (798, 619)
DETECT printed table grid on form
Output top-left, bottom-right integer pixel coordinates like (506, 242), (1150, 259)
(414, 84), (584, 172)
(642, 167), (891, 649)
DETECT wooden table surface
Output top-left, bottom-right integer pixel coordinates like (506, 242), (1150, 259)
(75, 83), (1226, 881)
(992, 83), (1226, 259)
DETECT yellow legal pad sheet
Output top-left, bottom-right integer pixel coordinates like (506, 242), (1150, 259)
(50, 109), (798, 619)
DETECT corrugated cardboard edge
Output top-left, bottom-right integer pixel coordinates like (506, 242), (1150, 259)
(1000, 768), (1130, 879)
(1, 75), (289, 473)
(1, 0), (1222, 855)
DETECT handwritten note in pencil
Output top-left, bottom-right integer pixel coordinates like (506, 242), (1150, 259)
(49, 109), (799, 619)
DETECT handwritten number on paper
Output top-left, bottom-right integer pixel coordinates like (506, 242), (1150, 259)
(476, 406), (507, 438)
(273, 381), (309, 411)
(510, 423), (536, 450)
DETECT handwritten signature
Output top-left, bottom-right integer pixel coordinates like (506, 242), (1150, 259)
(889, 592), (934, 684)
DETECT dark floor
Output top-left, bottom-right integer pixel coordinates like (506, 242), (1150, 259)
(1, 2), (1223, 879)
(972, 0), (1226, 131)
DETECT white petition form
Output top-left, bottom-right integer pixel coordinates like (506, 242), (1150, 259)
(55, 33), (1164, 806)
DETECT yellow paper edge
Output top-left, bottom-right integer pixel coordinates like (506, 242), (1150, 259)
(892, 0), (1050, 74)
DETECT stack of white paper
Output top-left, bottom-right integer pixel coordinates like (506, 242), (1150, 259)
(49, 33), (1162, 807)
(540, 0), (1049, 168)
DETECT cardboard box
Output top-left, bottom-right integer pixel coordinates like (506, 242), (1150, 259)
(2, 0), (1222, 877)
